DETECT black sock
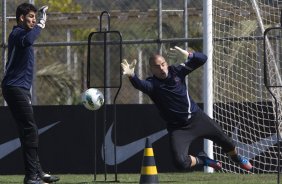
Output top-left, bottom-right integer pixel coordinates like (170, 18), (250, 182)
(195, 157), (205, 166)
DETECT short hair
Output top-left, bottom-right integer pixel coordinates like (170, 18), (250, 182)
(16, 3), (37, 23)
(149, 54), (163, 65)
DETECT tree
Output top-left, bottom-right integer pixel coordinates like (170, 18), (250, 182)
(36, 0), (81, 12)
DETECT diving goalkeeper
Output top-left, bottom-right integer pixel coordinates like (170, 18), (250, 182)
(121, 46), (252, 171)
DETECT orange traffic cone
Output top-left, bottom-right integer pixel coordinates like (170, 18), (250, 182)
(139, 137), (159, 184)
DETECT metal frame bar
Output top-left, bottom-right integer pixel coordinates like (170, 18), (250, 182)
(264, 26), (282, 184)
(1, 36), (268, 48)
(87, 11), (121, 183)
(1, 0), (7, 91)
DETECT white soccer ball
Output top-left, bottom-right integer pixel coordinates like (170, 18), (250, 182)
(81, 88), (104, 111)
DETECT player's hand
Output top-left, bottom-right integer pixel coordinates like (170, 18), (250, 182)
(121, 59), (137, 77)
(37, 5), (48, 29)
(169, 46), (189, 60)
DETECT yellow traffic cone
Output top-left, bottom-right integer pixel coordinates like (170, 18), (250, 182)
(139, 137), (159, 184)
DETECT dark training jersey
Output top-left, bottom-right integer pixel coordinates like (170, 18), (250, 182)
(1, 25), (41, 90)
(129, 52), (207, 128)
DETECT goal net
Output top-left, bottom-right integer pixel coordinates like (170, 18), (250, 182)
(213, 0), (282, 173)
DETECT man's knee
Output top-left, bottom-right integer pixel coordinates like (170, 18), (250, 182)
(173, 155), (192, 170)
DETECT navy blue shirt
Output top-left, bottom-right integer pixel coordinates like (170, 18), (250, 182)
(129, 52), (207, 128)
(1, 25), (41, 90)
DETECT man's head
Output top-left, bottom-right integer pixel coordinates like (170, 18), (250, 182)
(16, 3), (37, 30)
(149, 54), (169, 79)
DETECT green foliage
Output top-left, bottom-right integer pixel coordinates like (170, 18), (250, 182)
(72, 28), (97, 41)
(36, 0), (81, 12)
(36, 62), (78, 105)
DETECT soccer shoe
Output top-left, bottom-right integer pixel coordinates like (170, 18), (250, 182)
(197, 152), (222, 170)
(39, 172), (60, 183)
(237, 157), (253, 171)
(24, 175), (45, 184)
(203, 157), (222, 170)
(231, 155), (253, 171)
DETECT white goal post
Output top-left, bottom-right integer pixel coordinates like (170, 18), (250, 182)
(207, 0), (282, 174)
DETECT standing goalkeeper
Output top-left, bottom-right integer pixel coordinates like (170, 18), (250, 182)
(1, 3), (59, 184)
(121, 46), (252, 171)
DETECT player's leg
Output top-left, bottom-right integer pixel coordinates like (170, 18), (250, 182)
(169, 129), (207, 170)
(207, 129), (253, 171)
(169, 128), (195, 170)
(198, 110), (252, 171)
(2, 87), (59, 183)
(2, 87), (42, 183)
(179, 111), (222, 170)
(37, 157), (60, 183)
(169, 130), (216, 170)
(168, 112), (221, 170)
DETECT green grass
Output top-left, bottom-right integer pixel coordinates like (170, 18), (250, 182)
(0, 172), (278, 184)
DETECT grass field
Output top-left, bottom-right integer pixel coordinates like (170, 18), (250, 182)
(0, 172), (278, 184)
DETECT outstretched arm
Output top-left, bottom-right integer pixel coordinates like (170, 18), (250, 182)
(170, 46), (207, 73)
(121, 59), (153, 94)
(129, 75), (153, 94)
(184, 52), (207, 71)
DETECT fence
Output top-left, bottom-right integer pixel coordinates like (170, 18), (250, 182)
(0, 0), (204, 105)
(2, 0), (282, 177)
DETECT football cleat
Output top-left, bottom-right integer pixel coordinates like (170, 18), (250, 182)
(231, 155), (253, 171)
(198, 152), (222, 170)
(204, 157), (222, 170)
(24, 175), (45, 184)
(39, 172), (60, 183)
(237, 157), (253, 171)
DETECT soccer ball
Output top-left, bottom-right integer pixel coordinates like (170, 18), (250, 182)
(81, 88), (104, 110)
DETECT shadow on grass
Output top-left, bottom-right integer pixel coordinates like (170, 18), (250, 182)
(55, 182), (136, 184)
(58, 180), (178, 184)
(93, 180), (178, 183)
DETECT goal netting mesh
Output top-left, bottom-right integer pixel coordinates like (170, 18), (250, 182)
(213, 0), (282, 173)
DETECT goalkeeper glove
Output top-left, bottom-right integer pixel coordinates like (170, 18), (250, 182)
(169, 46), (190, 60)
(37, 5), (48, 29)
(121, 59), (137, 77)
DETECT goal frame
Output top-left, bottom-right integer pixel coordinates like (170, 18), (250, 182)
(264, 25), (282, 184)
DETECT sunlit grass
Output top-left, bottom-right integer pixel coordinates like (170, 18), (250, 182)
(0, 172), (278, 184)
